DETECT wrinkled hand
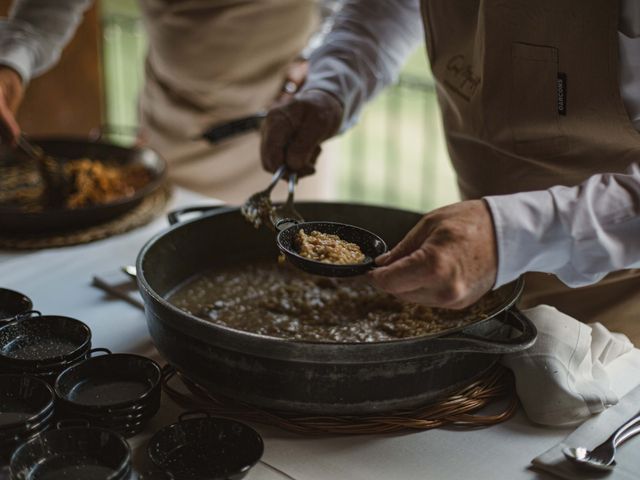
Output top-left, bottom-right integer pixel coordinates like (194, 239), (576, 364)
(0, 66), (24, 145)
(369, 200), (498, 309)
(261, 89), (343, 177)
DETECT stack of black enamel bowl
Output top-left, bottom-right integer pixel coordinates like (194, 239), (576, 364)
(0, 314), (92, 384)
(0, 375), (55, 463)
(0, 288), (32, 326)
(55, 352), (162, 438)
(10, 423), (134, 480)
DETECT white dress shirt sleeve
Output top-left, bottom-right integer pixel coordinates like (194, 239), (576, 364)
(0, 0), (93, 83)
(485, 163), (640, 288)
(301, 0), (424, 130)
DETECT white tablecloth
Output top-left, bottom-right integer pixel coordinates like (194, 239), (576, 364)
(1, 187), (639, 480)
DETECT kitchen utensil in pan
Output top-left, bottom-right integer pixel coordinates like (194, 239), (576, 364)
(241, 164), (287, 228)
(147, 411), (264, 480)
(0, 137), (167, 234)
(16, 134), (70, 206)
(0, 289), (32, 325)
(138, 202), (537, 414)
(10, 422), (132, 480)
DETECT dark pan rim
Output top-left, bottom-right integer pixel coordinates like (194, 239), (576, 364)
(54, 353), (162, 410)
(0, 137), (167, 216)
(138, 205), (524, 347)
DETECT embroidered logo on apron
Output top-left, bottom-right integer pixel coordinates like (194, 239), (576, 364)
(444, 54), (481, 101)
(557, 72), (567, 115)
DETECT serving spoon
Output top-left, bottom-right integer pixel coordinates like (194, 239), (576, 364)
(242, 166), (388, 277)
(562, 409), (640, 471)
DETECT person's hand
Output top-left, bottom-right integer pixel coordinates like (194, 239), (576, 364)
(261, 88), (343, 177)
(369, 199), (498, 309)
(0, 66), (24, 145)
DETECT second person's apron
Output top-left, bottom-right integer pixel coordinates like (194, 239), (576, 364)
(421, 0), (640, 342)
(137, 0), (328, 203)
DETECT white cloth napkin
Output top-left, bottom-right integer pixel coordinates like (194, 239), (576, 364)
(532, 383), (640, 480)
(502, 305), (635, 426)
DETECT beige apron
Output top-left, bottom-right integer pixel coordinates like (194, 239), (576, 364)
(137, 0), (329, 203)
(421, 0), (640, 342)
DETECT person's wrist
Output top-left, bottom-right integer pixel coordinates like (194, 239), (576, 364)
(0, 65), (25, 112)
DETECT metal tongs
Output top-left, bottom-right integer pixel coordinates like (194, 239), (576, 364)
(16, 134), (68, 206)
(241, 165), (304, 231)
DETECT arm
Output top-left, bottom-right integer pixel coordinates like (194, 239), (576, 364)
(261, 0), (424, 174)
(370, 163), (640, 309)
(302, 0), (424, 130)
(485, 163), (640, 288)
(0, 0), (92, 142)
(0, 0), (93, 82)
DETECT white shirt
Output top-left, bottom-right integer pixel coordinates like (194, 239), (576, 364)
(301, 0), (640, 288)
(0, 0), (639, 288)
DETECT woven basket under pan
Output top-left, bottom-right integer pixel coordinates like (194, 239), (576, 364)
(162, 364), (518, 436)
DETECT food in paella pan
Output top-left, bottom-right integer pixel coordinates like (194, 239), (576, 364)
(0, 157), (151, 211)
(294, 229), (366, 265)
(168, 260), (505, 342)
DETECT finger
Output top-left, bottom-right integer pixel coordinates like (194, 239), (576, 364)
(0, 96), (20, 144)
(370, 247), (440, 295)
(375, 218), (429, 266)
(260, 109), (294, 173)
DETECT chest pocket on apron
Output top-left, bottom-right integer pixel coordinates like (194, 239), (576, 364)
(510, 43), (567, 157)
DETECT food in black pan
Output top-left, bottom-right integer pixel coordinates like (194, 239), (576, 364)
(295, 228), (366, 265)
(168, 261), (505, 342)
(1, 157), (151, 211)
(63, 158), (150, 209)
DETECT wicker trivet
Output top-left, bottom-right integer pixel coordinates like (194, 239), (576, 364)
(0, 186), (171, 250)
(162, 364), (518, 435)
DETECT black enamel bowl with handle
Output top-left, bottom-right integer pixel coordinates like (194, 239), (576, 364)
(137, 202), (537, 415)
(0, 288), (33, 325)
(148, 411), (264, 480)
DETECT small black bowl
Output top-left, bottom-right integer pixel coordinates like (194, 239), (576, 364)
(148, 412), (264, 480)
(10, 424), (132, 480)
(277, 221), (388, 277)
(0, 289), (32, 325)
(55, 352), (161, 410)
(0, 315), (92, 366)
(0, 375), (55, 431)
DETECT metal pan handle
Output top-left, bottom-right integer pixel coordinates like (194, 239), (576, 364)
(167, 205), (231, 225)
(436, 308), (537, 354)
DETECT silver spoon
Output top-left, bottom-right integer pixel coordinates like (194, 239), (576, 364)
(563, 409), (640, 470)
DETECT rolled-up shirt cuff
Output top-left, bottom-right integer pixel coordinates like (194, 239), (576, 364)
(484, 190), (571, 288)
(0, 40), (36, 83)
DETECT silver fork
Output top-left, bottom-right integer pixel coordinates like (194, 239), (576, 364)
(563, 409), (640, 470)
(241, 165), (287, 228)
(270, 172), (305, 231)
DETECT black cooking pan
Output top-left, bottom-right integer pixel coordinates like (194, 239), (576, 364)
(0, 137), (167, 233)
(138, 202), (537, 414)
